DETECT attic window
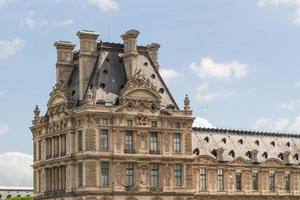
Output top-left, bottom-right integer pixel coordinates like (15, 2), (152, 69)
(271, 141), (275, 147)
(151, 74), (156, 79)
(72, 90), (75, 96)
(103, 69), (108, 74)
(229, 150), (235, 158)
(262, 152), (268, 159)
(204, 136), (209, 143)
(293, 154), (299, 161)
(278, 153), (284, 161)
(245, 151), (251, 159)
(120, 85), (124, 89)
(100, 83), (105, 89)
(143, 62), (148, 66)
(286, 142), (290, 147)
(255, 140), (259, 146)
(221, 138), (226, 144)
(105, 58), (109, 62)
(211, 149), (217, 157)
(159, 88), (164, 94)
(239, 139), (244, 145)
(193, 148), (200, 155)
(119, 58), (123, 63)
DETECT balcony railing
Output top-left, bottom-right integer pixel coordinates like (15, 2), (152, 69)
(124, 149), (135, 154)
(149, 150), (160, 155)
(150, 187), (163, 192)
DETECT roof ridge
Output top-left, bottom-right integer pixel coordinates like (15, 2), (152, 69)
(193, 127), (300, 138)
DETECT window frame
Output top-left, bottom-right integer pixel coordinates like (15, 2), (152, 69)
(100, 129), (109, 151)
(100, 161), (109, 187)
(173, 133), (181, 153)
(199, 168), (206, 191)
(174, 164), (183, 187)
(217, 169), (225, 191)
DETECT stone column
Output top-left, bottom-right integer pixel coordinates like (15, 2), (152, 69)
(147, 43), (160, 70)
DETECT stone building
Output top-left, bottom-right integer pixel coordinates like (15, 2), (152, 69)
(0, 187), (33, 199)
(31, 29), (300, 200)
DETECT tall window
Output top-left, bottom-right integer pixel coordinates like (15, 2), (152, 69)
(151, 163), (159, 188)
(285, 173), (290, 191)
(78, 131), (83, 152)
(150, 132), (158, 154)
(173, 133), (181, 153)
(174, 164), (182, 187)
(100, 129), (109, 151)
(38, 140), (42, 160)
(100, 161), (109, 187)
(60, 135), (66, 156)
(126, 163), (134, 186)
(46, 138), (52, 159)
(199, 168), (206, 191)
(217, 169), (224, 191)
(269, 172), (275, 191)
(252, 172), (258, 191)
(236, 172), (242, 191)
(125, 131), (133, 153)
(78, 163), (83, 187)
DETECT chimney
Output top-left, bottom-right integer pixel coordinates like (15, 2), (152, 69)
(283, 151), (291, 163)
(121, 29), (140, 79)
(54, 41), (76, 87)
(147, 43), (160, 70)
(214, 148), (224, 162)
(76, 30), (100, 100)
(250, 149), (258, 163)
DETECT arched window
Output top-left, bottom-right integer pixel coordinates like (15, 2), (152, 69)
(229, 150), (235, 158)
(239, 139), (243, 145)
(221, 138), (226, 144)
(293, 153), (299, 161)
(271, 141), (275, 147)
(278, 153), (284, 160)
(204, 136), (209, 143)
(262, 152), (268, 159)
(193, 148), (200, 155)
(245, 151), (251, 159)
(211, 149), (217, 157)
(286, 142), (290, 147)
(255, 140), (259, 146)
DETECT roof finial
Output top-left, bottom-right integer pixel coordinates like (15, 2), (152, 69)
(32, 105), (41, 125)
(184, 94), (191, 111)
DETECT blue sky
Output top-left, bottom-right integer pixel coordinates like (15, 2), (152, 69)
(1, 0), (300, 186)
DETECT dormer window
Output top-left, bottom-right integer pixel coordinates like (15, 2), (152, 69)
(204, 136), (209, 143)
(211, 149), (217, 157)
(193, 148), (200, 155)
(293, 153), (299, 161)
(262, 152), (268, 159)
(286, 142), (290, 147)
(271, 141), (275, 147)
(143, 62), (148, 66)
(221, 138), (226, 144)
(151, 74), (156, 79)
(239, 139), (243, 145)
(255, 140), (259, 146)
(100, 83), (105, 89)
(159, 88), (165, 94)
(245, 151), (251, 159)
(229, 150), (235, 158)
(105, 58), (109, 62)
(278, 153), (284, 161)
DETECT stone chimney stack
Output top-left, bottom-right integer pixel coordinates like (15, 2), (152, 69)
(76, 30), (100, 100)
(147, 43), (160, 70)
(121, 29), (140, 79)
(54, 41), (76, 87)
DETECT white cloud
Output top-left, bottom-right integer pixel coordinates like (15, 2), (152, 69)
(0, 124), (9, 134)
(258, 0), (300, 24)
(0, 152), (32, 186)
(193, 117), (215, 128)
(279, 102), (296, 110)
(288, 115), (300, 132)
(21, 17), (73, 30)
(196, 91), (236, 103)
(160, 68), (182, 83)
(252, 117), (290, 131)
(190, 57), (249, 81)
(0, 38), (25, 59)
(87, 0), (119, 12)
(196, 82), (209, 92)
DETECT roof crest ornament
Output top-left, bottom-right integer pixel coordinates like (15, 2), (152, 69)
(126, 69), (157, 91)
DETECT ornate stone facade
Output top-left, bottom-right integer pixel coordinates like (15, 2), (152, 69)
(31, 29), (300, 200)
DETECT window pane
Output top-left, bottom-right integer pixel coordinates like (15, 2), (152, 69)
(252, 172), (258, 190)
(125, 131), (133, 153)
(218, 169), (224, 191)
(100, 129), (108, 151)
(78, 131), (83, 151)
(78, 163), (83, 187)
(101, 161), (109, 187)
(150, 132), (158, 153)
(269, 172), (275, 191)
(285, 173), (290, 191)
(236, 172), (242, 191)
(173, 133), (181, 153)
(174, 164), (182, 187)
(151, 163), (159, 187)
(126, 163), (134, 186)
(200, 168), (206, 191)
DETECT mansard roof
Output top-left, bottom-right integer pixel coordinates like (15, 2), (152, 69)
(67, 41), (178, 109)
(192, 127), (300, 164)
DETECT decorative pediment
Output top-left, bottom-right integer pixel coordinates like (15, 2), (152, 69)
(195, 154), (217, 164)
(261, 158), (285, 167)
(228, 156), (251, 166)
